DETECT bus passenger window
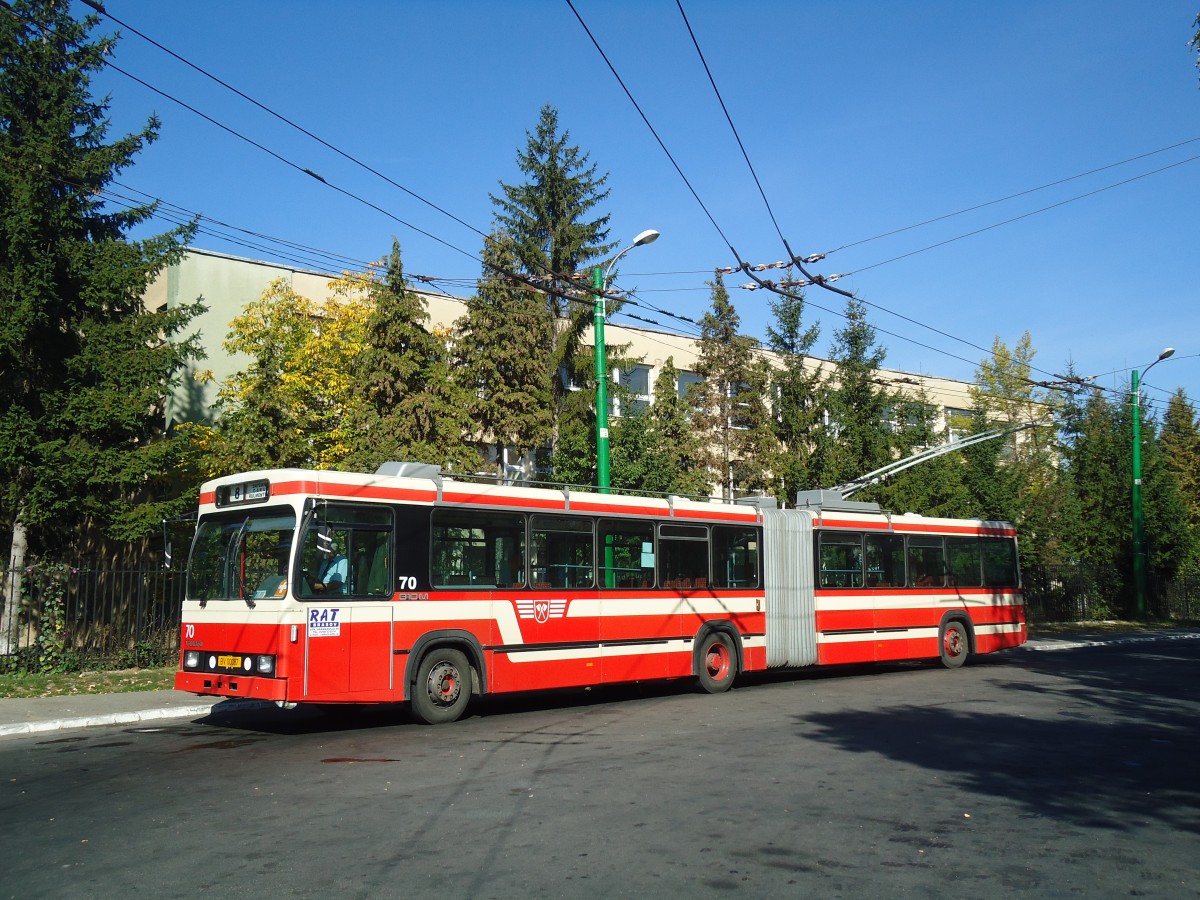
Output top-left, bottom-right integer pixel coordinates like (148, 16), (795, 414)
(713, 525), (760, 589)
(658, 524), (709, 589)
(598, 519), (654, 589)
(907, 536), (947, 588)
(864, 534), (904, 588)
(819, 534), (863, 589)
(982, 538), (1019, 587)
(947, 538), (982, 587)
(431, 509), (526, 589)
(531, 515), (595, 589)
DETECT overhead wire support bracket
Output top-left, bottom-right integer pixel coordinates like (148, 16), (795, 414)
(783, 238), (855, 301)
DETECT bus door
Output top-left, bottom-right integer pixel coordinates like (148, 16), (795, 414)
(865, 532), (910, 661)
(297, 506), (396, 699)
(525, 515), (602, 687)
(596, 519), (663, 683)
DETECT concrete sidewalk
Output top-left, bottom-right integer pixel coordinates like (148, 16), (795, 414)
(2, 627), (1198, 737)
(0, 688), (257, 737)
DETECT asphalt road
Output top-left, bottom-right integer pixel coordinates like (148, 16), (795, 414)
(2, 642), (1198, 899)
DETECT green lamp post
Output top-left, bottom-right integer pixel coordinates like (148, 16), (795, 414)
(593, 229), (659, 492)
(1132, 346), (1174, 618)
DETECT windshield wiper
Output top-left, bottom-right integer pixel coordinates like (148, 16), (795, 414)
(232, 517), (256, 609)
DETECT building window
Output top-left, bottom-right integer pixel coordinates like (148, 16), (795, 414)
(945, 407), (972, 443)
(618, 364), (652, 416)
(677, 370), (704, 404)
(730, 382), (753, 430)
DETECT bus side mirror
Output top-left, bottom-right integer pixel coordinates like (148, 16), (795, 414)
(316, 525), (334, 560)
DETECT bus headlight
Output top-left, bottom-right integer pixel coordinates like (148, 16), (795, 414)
(257, 655), (276, 676)
(184, 651), (201, 669)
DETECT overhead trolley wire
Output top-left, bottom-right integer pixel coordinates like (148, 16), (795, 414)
(100, 59), (482, 268)
(845, 152), (1200, 279)
(77, 0), (637, 315)
(565, 0), (1066, 410)
(823, 136), (1200, 257)
(674, 0), (787, 247)
(79, 0), (491, 247)
(92, 0), (1025, 406)
(565, 0), (740, 260)
(23, 1), (1179, 418)
(665, 1), (1180, 415)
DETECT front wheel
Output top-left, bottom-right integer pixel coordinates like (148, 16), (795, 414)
(939, 620), (970, 669)
(411, 648), (473, 724)
(696, 631), (738, 694)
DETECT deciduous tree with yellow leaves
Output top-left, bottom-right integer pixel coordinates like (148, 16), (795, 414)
(189, 274), (370, 474)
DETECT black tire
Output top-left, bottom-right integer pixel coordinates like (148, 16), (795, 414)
(411, 648), (473, 724)
(939, 620), (970, 669)
(696, 631), (738, 694)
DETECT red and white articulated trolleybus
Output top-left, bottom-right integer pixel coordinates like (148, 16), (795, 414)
(175, 463), (1026, 724)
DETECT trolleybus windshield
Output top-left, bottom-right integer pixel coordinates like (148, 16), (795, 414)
(187, 508), (297, 602)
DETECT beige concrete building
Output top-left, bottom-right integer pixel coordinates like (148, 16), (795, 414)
(150, 248), (977, 443)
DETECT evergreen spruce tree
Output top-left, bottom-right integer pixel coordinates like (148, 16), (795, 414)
(0, 0), (202, 646)
(647, 359), (712, 496)
(959, 407), (1018, 521)
(491, 104), (615, 314)
(344, 242), (476, 473)
(1159, 388), (1200, 572)
(764, 283), (824, 503)
(490, 104), (616, 462)
(691, 275), (776, 499)
(1062, 388), (1124, 570)
(1044, 365), (1189, 606)
(1127, 390), (1192, 608)
(817, 297), (894, 490)
(455, 232), (554, 476)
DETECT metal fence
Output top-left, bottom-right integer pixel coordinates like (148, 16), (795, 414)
(1021, 564), (1122, 623)
(1159, 576), (1200, 621)
(1, 563), (184, 673)
(1018, 564), (1200, 623)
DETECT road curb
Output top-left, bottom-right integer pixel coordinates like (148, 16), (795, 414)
(1021, 631), (1200, 652)
(0, 698), (274, 737)
(0, 704), (217, 736)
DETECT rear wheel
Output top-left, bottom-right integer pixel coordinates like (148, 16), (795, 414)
(411, 648), (472, 724)
(696, 631), (737, 693)
(939, 620), (970, 669)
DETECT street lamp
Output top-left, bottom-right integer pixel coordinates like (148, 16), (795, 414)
(1132, 346), (1175, 618)
(593, 228), (660, 492)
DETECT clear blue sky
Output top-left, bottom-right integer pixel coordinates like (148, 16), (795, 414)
(84, 1), (1200, 418)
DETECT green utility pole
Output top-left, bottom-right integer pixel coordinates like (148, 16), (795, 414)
(592, 229), (659, 494)
(1131, 366), (1146, 618)
(593, 265), (611, 493)
(1131, 347), (1175, 619)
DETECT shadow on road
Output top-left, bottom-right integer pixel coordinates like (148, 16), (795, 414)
(796, 644), (1200, 835)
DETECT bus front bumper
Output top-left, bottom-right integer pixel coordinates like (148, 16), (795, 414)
(174, 670), (289, 701)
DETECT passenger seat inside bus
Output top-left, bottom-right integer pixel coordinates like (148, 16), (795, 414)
(365, 543), (389, 595)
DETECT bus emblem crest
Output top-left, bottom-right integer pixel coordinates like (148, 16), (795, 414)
(516, 598), (568, 623)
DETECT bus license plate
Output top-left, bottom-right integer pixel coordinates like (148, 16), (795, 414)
(218, 655), (242, 669)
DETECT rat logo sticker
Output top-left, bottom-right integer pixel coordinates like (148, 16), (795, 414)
(308, 607), (341, 637)
(515, 598), (568, 624)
